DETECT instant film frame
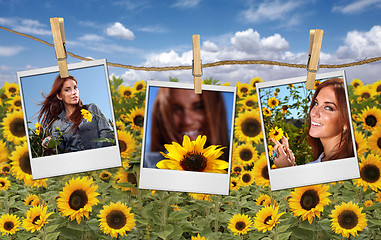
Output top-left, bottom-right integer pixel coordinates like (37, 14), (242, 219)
(17, 59), (122, 179)
(256, 70), (359, 191)
(139, 81), (236, 195)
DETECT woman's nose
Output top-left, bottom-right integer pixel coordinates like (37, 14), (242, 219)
(310, 106), (319, 117)
(182, 109), (193, 125)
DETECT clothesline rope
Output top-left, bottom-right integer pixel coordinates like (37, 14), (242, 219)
(1, 25), (381, 71)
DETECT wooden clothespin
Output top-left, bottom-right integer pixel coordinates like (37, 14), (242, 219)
(306, 29), (323, 90)
(50, 17), (69, 78)
(192, 35), (202, 94)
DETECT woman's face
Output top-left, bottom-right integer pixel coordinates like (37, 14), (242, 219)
(170, 89), (206, 141)
(309, 86), (342, 141)
(57, 79), (79, 106)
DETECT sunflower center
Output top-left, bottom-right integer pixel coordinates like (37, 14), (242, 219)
(0, 181), (4, 187)
(3, 166), (10, 172)
(239, 149), (252, 161)
(4, 221), (14, 231)
(9, 87), (17, 93)
(353, 83), (360, 88)
(1, 94), (7, 100)
(20, 153), (32, 175)
(242, 173), (252, 183)
(15, 100), (21, 107)
(241, 87), (248, 94)
(246, 100), (255, 107)
(69, 190), (88, 210)
(127, 173), (137, 185)
(300, 189), (320, 210)
(274, 131), (279, 136)
(232, 181), (237, 187)
(32, 216), (41, 225)
(241, 118), (261, 138)
(360, 164), (380, 183)
(180, 153), (207, 172)
(365, 115), (377, 127)
(260, 200), (265, 205)
(361, 93), (370, 99)
(118, 140), (127, 153)
(101, 173), (110, 179)
(136, 84), (143, 91)
(233, 166), (242, 173)
(106, 210), (127, 230)
(377, 85), (381, 92)
(377, 138), (381, 149)
(271, 100), (277, 106)
(123, 91), (132, 97)
(133, 115), (144, 127)
(282, 105), (289, 111)
(235, 221), (246, 231)
(9, 117), (26, 138)
(261, 166), (269, 180)
(264, 216), (272, 225)
(338, 210), (358, 229)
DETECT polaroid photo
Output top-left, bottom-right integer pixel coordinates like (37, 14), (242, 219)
(256, 70), (360, 191)
(139, 81), (236, 195)
(17, 59), (122, 179)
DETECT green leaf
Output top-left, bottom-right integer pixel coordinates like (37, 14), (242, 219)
(157, 224), (174, 239)
(277, 224), (291, 233)
(46, 224), (60, 233)
(278, 231), (292, 240)
(47, 232), (60, 240)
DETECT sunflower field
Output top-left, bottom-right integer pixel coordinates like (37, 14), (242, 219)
(0, 76), (381, 240)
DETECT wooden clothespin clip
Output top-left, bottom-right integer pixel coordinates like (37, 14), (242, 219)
(192, 35), (202, 94)
(50, 17), (69, 78)
(306, 29), (323, 89)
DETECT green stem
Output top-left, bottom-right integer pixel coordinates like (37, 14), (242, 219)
(214, 197), (220, 232)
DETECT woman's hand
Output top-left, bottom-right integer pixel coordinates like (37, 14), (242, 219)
(270, 136), (296, 168)
(42, 136), (52, 148)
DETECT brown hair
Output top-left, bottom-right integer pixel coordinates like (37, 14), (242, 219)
(308, 78), (354, 160)
(38, 75), (85, 132)
(150, 88), (229, 161)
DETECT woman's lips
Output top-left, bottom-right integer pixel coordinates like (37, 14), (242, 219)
(182, 130), (201, 139)
(311, 120), (323, 127)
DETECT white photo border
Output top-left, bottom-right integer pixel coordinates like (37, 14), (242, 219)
(138, 81), (236, 195)
(256, 70), (360, 191)
(17, 59), (122, 179)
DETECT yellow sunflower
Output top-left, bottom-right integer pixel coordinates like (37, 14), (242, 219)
(267, 97), (279, 108)
(98, 201), (136, 238)
(22, 205), (53, 233)
(230, 177), (241, 191)
(231, 164), (243, 175)
(114, 168), (137, 194)
(376, 192), (381, 202)
(0, 141), (8, 163)
(235, 144), (257, 167)
(127, 107), (144, 131)
(10, 144), (33, 185)
(262, 107), (271, 117)
(314, 80), (321, 89)
(228, 213), (253, 235)
(288, 184), (331, 224)
(354, 85), (376, 101)
(56, 176), (100, 224)
(99, 171), (112, 181)
(358, 106), (381, 132)
(9, 95), (22, 111)
(189, 193), (212, 201)
(239, 95), (258, 110)
(236, 82), (252, 98)
(250, 77), (263, 89)
(256, 194), (272, 206)
(117, 130), (136, 159)
(253, 205), (284, 233)
(0, 91), (9, 106)
(34, 121), (42, 136)
(80, 109), (93, 122)
(354, 154), (381, 192)
(354, 130), (368, 156)
(253, 155), (270, 188)
(0, 163), (11, 175)
(118, 85), (135, 99)
(234, 110), (263, 144)
(2, 110), (26, 144)
(239, 170), (255, 187)
(157, 135), (228, 173)
(369, 126), (381, 155)
(364, 200), (373, 207)
(171, 205), (181, 211)
(191, 233), (208, 240)
(351, 79), (363, 89)
(24, 194), (40, 206)
(0, 177), (10, 191)
(282, 105), (289, 114)
(0, 213), (21, 235)
(134, 80), (146, 92)
(116, 120), (125, 131)
(120, 113), (128, 122)
(330, 201), (367, 238)
(268, 126), (284, 141)
(371, 79), (381, 94)
(3, 82), (19, 96)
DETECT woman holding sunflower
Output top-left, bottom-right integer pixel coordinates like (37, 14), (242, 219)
(271, 78), (354, 168)
(39, 75), (114, 153)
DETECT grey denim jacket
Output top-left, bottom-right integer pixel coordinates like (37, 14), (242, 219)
(51, 103), (114, 153)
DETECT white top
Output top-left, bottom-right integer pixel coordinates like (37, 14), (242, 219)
(308, 152), (324, 164)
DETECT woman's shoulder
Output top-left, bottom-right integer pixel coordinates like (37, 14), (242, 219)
(86, 103), (101, 111)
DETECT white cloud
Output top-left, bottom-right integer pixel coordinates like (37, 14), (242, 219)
(0, 46), (24, 57)
(333, 0), (381, 14)
(172, 0), (202, 8)
(0, 65), (11, 71)
(105, 22), (135, 40)
(0, 17), (51, 35)
(78, 34), (105, 42)
(336, 25), (381, 59)
(138, 26), (168, 33)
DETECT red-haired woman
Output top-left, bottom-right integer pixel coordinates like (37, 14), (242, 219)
(39, 75), (114, 153)
(271, 78), (354, 168)
(144, 88), (229, 168)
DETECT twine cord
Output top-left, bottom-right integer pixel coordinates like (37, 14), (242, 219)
(1, 25), (381, 71)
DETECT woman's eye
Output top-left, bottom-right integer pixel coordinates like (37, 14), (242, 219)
(324, 106), (334, 111)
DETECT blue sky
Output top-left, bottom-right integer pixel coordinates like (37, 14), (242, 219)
(1, 0), (381, 87)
